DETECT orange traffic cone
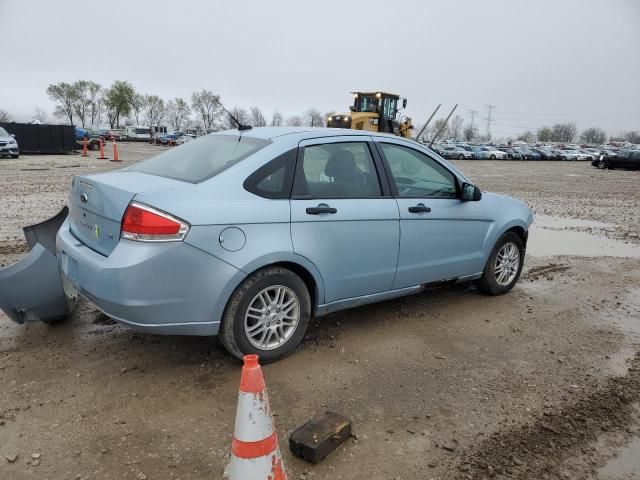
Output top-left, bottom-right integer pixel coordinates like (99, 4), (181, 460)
(82, 138), (88, 157)
(111, 139), (120, 162)
(225, 355), (287, 480)
(97, 138), (108, 160)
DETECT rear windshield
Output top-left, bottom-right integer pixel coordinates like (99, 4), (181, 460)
(130, 134), (270, 183)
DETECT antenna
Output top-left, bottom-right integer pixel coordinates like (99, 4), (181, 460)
(214, 98), (252, 131)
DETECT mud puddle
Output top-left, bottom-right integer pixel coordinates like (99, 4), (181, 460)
(528, 215), (640, 258)
(599, 434), (640, 479)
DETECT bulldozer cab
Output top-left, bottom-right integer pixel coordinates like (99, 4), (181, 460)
(328, 91), (412, 138)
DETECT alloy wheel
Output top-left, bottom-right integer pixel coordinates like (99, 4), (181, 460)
(244, 285), (300, 350)
(494, 242), (520, 286)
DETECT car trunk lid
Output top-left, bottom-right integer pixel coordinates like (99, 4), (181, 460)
(69, 171), (190, 256)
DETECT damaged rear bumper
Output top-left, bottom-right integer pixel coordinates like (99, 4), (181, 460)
(0, 207), (71, 323)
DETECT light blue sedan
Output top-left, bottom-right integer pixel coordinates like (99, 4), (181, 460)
(0, 127), (533, 362)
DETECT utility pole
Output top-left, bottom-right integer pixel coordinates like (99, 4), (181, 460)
(430, 104), (458, 147)
(484, 105), (496, 140)
(414, 104), (441, 142)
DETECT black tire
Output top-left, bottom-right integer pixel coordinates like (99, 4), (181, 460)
(220, 266), (311, 363)
(458, 154), (464, 160)
(597, 160), (607, 169)
(11, 154), (19, 159)
(476, 231), (525, 296)
(490, 154), (496, 160)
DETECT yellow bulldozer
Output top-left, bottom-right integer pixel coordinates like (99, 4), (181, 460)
(326, 91), (413, 138)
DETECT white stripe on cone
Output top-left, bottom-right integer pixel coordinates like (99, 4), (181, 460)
(225, 446), (286, 479)
(233, 391), (275, 442)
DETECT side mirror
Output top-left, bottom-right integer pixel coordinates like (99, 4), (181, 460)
(402, 99), (407, 109)
(10, 134), (16, 138)
(349, 106), (356, 112)
(461, 182), (482, 201)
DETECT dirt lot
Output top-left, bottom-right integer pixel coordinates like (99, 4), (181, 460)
(1, 142), (640, 480)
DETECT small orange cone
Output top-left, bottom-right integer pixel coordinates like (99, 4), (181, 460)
(224, 355), (287, 480)
(97, 138), (108, 160)
(82, 138), (88, 157)
(111, 139), (120, 162)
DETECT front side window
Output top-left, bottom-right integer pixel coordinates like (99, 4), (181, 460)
(382, 97), (397, 119)
(131, 134), (270, 183)
(381, 143), (458, 198)
(293, 142), (381, 198)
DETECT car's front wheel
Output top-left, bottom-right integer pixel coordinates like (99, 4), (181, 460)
(220, 266), (311, 363)
(477, 231), (525, 295)
(597, 160), (607, 169)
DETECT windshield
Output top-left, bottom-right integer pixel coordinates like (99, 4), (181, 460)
(355, 95), (379, 113)
(130, 134), (270, 183)
(0, 127), (9, 137)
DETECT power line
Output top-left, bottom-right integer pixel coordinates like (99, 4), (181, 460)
(467, 109), (479, 130)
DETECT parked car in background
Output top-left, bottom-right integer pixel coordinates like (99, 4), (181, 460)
(0, 126), (19, 158)
(2, 127), (533, 362)
(175, 134), (195, 145)
(440, 145), (474, 159)
(592, 150), (640, 170)
(479, 146), (508, 160)
(470, 146), (490, 159)
(456, 145), (478, 159)
(151, 132), (165, 145)
(103, 130), (122, 141)
(530, 148), (555, 160)
(559, 149), (589, 161)
(75, 127), (89, 141)
(497, 147), (522, 160)
(512, 147), (541, 160)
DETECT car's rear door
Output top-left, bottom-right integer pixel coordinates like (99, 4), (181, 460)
(374, 138), (490, 289)
(289, 136), (399, 304)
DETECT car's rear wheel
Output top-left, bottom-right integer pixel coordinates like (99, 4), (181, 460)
(477, 231), (525, 295)
(490, 154), (496, 160)
(458, 154), (464, 160)
(597, 160), (607, 169)
(220, 266), (311, 363)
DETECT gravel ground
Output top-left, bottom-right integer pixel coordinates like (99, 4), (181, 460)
(1, 142), (640, 479)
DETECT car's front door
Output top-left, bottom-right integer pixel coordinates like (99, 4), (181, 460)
(374, 139), (491, 289)
(290, 137), (399, 304)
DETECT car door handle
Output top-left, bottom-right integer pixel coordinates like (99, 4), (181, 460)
(408, 204), (431, 213)
(306, 205), (337, 215)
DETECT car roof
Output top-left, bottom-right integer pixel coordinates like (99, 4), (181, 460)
(210, 126), (411, 143)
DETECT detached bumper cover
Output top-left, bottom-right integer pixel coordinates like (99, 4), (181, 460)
(0, 207), (70, 323)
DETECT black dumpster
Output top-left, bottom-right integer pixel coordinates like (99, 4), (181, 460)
(0, 123), (76, 154)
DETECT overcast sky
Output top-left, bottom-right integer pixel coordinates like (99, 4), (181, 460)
(1, 0), (639, 137)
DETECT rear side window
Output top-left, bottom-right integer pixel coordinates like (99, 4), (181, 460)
(244, 149), (297, 199)
(292, 142), (382, 198)
(131, 134), (270, 183)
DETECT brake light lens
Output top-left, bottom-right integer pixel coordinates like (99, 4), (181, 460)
(121, 202), (189, 242)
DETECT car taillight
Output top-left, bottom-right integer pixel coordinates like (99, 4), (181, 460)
(121, 202), (189, 242)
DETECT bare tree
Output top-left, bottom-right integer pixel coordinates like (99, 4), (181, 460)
(517, 131), (536, 143)
(47, 82), (78, 125)
(431, 118), (450, 141)
(580, 127), (607, 145)
(622, 131), (640, 144)
(303, 108), (324, 127)
(191, 90), (222, 131)
(249, 107), (266, 127)
(87, 82), (102, 128)
(270, 110), (283, 127)
(72, 80), (100, 128)
(0, 109), (11, 122)
(286, 115), (304, 127)
(463, 123), (477, 142)
(166, 98), (191, 131)
(33, 107), (48, 124)
(142, 95), (165, 127)
(221, 107), (250, 130)
(551, 122), (577, 143)
(449, 115), (464, 140)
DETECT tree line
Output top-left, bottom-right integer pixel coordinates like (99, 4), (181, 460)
(40, 80), (332, 133)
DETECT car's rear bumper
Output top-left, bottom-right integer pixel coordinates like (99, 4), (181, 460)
(56, 219), (244, 336)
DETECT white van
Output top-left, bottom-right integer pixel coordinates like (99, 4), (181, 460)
(122, 126), (151, 142)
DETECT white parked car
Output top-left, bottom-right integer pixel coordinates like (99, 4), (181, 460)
(175, 134), (196, 145)
(479, 146), (508, 160)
